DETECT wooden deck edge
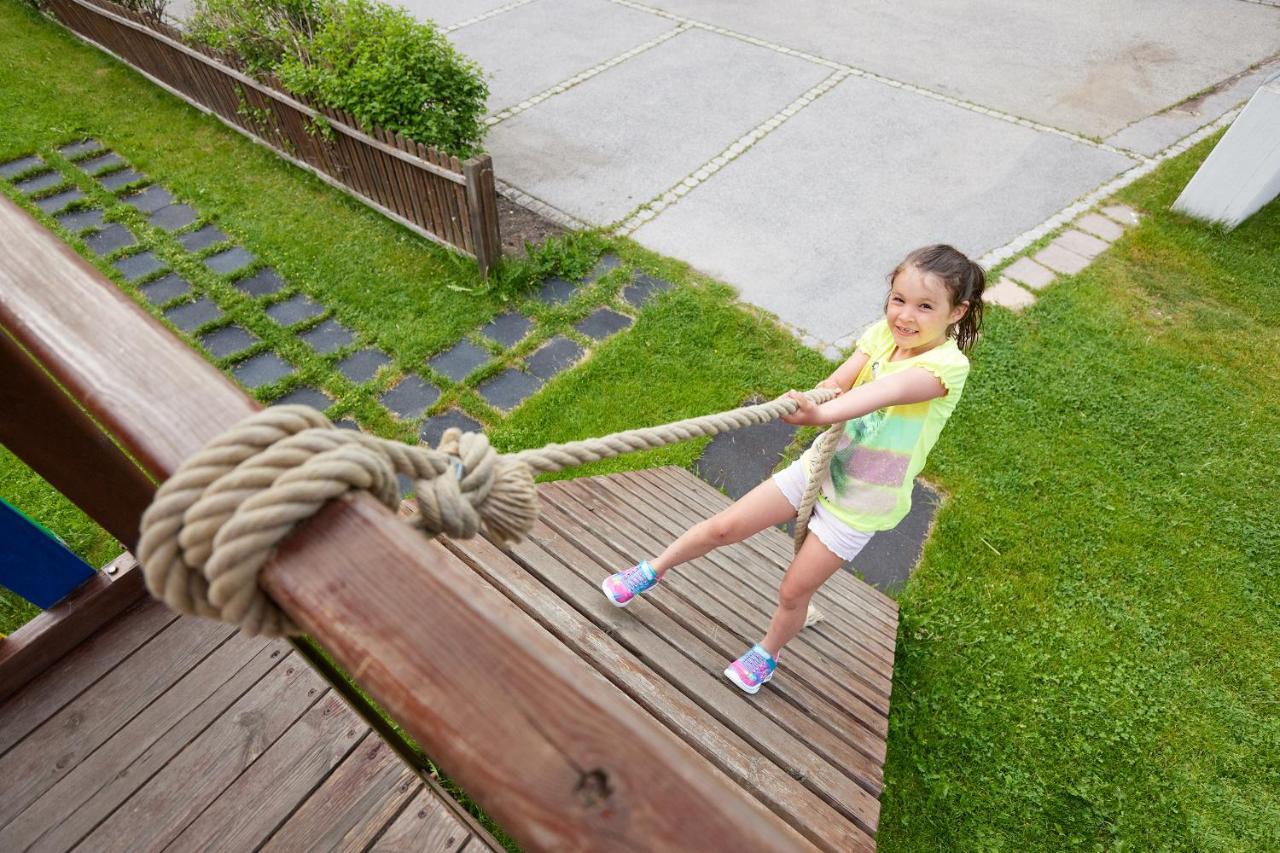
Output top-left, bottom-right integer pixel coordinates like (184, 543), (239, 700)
(0, 553), (145, 703)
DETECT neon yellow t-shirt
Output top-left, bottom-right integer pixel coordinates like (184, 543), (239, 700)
(800, 318), (970, 532)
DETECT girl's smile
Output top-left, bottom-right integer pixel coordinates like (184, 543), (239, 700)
(885, 264), (968, 358)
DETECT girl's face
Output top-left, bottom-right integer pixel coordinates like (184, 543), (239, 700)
(885, 264), (969, 355)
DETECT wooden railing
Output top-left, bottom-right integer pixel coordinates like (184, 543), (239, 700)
(0, 197), (811, 848)
(41, 0), (503, 274)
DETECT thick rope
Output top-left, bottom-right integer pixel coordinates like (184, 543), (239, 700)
(138, 388), (840, 636)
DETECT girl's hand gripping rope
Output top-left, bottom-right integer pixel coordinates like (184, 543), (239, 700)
(781, 390), (823, 426)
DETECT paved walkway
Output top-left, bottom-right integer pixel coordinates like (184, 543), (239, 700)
(394, 0), (1280, 350)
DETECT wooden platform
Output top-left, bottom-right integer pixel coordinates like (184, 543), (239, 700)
(0, 598), (501, 852)
(444, 466), (899, 851)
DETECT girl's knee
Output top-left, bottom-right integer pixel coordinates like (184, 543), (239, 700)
(701, 513), (741, 546)
(777, 576), (816, 611)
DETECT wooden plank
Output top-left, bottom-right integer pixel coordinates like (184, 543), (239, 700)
(593, 473), (898, 674)
(20, 641), (289, 852)
(616, 469), (899, 662)
(259, 735), (422, 853)
(0, 632), (278, 850)
(532, 486), (890, 758)
(0, 598), (176, 755)
(414, 142), (450, 247)
(494, 507), (885, 794)
(372, 784), (472, 853)
(638, 467), (901, 623)
(446, 530), (880, 847)
(0, 195), (813, 851)
(168, 691), (368, 849)
(74, 653), (328, 852)
(0, 327), (154, 550)
(0, 614), (235, 826)
(0, 556), (146, 705)
(544, 481), (892, 728)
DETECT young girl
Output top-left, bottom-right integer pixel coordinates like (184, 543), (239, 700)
(601, 244), (985, 693)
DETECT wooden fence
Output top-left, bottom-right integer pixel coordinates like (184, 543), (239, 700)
(42, 0), (503, 274)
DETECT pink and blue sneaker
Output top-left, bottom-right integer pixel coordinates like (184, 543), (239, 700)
(601, 560), (660, 607)
(724, 644), (777, 694)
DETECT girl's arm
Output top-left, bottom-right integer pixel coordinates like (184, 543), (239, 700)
(784, 367), (948, 426)
(817, 351), (871, 393)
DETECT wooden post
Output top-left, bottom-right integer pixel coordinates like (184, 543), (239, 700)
(464, 154), (502, 277)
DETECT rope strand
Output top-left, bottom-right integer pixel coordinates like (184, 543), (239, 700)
(138, 388), (840, 636)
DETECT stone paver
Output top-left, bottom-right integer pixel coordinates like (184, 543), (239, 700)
(476, 368), (541, 412)
(177, 224), (228, 252)
(299, 317), (355, 354)
(113, 250), (166, 282)
(334, 418), (361, 431)
(524, 335), (583, 381)
(983, 278), (1037, 312)
(693, 416), (796, 500)
(199, 324), (259, 358)
(1075, 213), (1124, 242)
(58, 139), (103, 159)
(99, 168), (146, 190)
(420, 409), (484, 448)
(633, 73), (1134, 342)
(233, 352), (294, 389)
(1002, 256), (1056, 291)
(123, 185), (174, 214)
(84, 223), (136, 255)
(164, 296), (223, 331)
(380, 375), (441, 420)
(1054, 229), (1109, 260)
(234, 267), (285, 298)
(534, 276), (577, 305)
(584, 252), (622, 282)
(0, 155), (42, 178)
(479, 311), (533, 347)
(149, 204), (199, 231)
(276, 386), (332, 411)
(35, 188), (83, 214)
(448, 0), (676, 113)
(204, 247), (255, 275)
(1101, 204), (1141, 227)
(14, 171), (63, 195)
(78, 152), (124, 175)
(574, 307), (632, 340)
(336, 348), (391, 383)
(487, 28), (830, 224)
(139, 273), (192, 305)
(428, 339), (490, 382)
(56, 207), (106, 232)
(622, 272), (673, 307)
(266, 294), (326, 327)
(1034, 243), (1090, 276)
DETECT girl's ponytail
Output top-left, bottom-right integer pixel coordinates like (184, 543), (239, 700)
(951, 258), (985, 352)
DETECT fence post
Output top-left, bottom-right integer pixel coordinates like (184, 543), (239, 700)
(463, 155), (501, 277)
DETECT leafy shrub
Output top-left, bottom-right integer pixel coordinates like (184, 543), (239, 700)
(187, 0), (488, 157)
(114, 0), (171, 24)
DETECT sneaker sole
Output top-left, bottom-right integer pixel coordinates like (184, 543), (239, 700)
(724, 665), (772, 695)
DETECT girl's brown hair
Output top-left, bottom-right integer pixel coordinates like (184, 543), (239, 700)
(888, 244), (985, 352)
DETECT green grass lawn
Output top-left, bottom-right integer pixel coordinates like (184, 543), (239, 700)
(3, 0), (1278, 848)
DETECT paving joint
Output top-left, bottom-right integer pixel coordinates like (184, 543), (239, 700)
(604, 0), (1149, 163)
(442, 0), (538, 34)
(494, 179), (590, 230)
(484, 24), (690, 126)
(614, 70), (849, 234)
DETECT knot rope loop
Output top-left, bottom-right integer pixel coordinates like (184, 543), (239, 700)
(138, 388), (837, 636)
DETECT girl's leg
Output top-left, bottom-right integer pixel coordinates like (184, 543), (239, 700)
(759, 532), (845, 658)
(650, 478), (796, 576)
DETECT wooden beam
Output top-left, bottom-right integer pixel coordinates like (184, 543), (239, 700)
(0, 197), (812, 848)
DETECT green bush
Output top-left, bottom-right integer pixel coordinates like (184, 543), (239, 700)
(187, 0), (488, 157)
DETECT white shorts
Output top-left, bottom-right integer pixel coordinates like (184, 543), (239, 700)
(771, 459), (874, 562)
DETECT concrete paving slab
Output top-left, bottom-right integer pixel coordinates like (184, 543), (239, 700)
(633, 74), (1135, 343)
(449, 0), (676, 113)
(1074, 213), (1124, 242)
(393, 0), (519, 29)
(984, 278), (1037, 311)
(637, 0), (1280, 137)
(1035, 243), (1090, 275)
(485, 27), (830, 224)
(1055, 229), (1109, 259)
(1105, 58), (1280, 156)
(1003, 257), (1056, 290)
